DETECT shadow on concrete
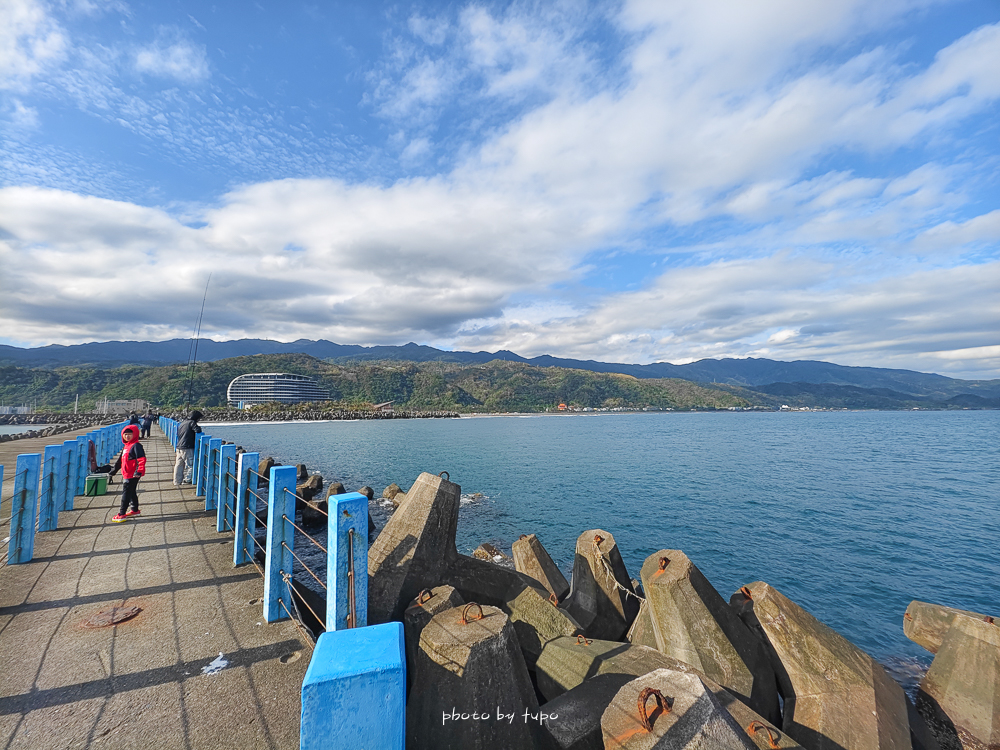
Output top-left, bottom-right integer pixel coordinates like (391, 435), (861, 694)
(0, 572), (261, 615)
(0, 639), (303, 715)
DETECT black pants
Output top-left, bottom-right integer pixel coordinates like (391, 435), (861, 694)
(140, 427), (150, 438)
(119, 478), (140, 515)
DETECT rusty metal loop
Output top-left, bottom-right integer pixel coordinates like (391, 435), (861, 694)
(903, 612), (913, 622)
(460, 602), (484, 624)
(575, 634), (592, 646)
(519, 534), (528, 540)
(748, 721), (781, 749)
(548, 593), (559, 607)
(438, 471), (450, 481)
(417, 588), (433, 605)
(594, 534), (603, 546)
(740, 586), (753, 601)
(637, 687), (671, 732)
(659, 557), (670, 571)
(986, 616), (995, 625)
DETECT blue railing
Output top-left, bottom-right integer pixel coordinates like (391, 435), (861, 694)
(1, 420), (127, 566)
(1, 415), (402, 748)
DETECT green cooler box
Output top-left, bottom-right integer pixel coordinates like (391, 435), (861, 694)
(85, 473), (110, 496)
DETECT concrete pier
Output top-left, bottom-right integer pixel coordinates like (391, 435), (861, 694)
(0, 429), (308, 749)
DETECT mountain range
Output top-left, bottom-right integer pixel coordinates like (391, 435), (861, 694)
(1, 337), (998, 402)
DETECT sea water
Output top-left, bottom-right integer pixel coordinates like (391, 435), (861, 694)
(206, 410), (999, 691)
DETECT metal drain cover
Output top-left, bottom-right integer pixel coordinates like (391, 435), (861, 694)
(81, 605), (142, 628)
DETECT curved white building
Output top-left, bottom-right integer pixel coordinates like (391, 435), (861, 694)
(227, 373), (330, 407)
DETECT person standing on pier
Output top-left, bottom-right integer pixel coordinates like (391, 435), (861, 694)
(173, 410), (203, 486)
(140, 410), (153, 439)
(111, 425), (146, 522)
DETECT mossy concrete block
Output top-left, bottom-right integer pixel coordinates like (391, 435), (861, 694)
(442, 553), (540, 609)
(505, 581), (582, 668)
(542, 673), (637, 750)
(563, 529), (641, 641)
(732, 582), (911, 750)
(405, 604), (552, 749)
(514, 533), (570, 601)
(601, 668), (757, 750)
(641, 552), (779, 724)
(367, 472), (461, 623)
(904, 601), (993, 655)
(536, 636), (697, 702)
(403, 585), (465, 691)
(628, 600), (659, 648)
(917, 614), (1000, 750)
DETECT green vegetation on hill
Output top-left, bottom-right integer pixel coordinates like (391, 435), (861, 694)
(0, 354), (750, 412)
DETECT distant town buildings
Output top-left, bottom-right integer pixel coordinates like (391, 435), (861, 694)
(227, 373), (330, 407)
(95, 398), (149, 414)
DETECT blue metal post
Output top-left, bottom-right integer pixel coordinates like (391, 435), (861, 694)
(327, 492), (369, 631)
(300, 623), (406, 750)
(38, 445), (61, 532)
(60, 440), (75, 511)
(217, 444), (237, 532)
(234, 452), (259, 566)
(9, 454), (41, 564)
(205, 438), (222, 511)
(264, 465), (296, 623)
(76, 435), (88, 493)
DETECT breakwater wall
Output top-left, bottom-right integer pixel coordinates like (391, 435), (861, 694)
(168, 406), (460, 422)
(0, 413), (118, 443)
(159, 418), (998, 750)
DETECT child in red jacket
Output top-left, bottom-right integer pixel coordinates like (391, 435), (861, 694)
(111, 425), (146, 522)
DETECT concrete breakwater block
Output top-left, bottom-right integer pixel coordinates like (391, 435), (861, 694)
(442, 552), (541, 608)
(904, 601), (995, 655)
(504, 581), (583, 668)
(368, 472), (461, 623)
(514, 533), (571, 601)
(628, 599), (659, 648)
(536, 635), (696, 702)
(537, 642), (802, 750)
(300, 622), (405, 750)
(405, 603), (553, 749)
(601, 668), (758, 750)
(917, 613), (1000, 750)
(641, 552), (780, 724)
(403, 585), (465, 691)
(731, 582), (911, 750)
(563, 529), (641, 641)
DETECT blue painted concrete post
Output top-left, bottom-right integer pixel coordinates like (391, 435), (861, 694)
(60, 440), (75, 511)
(300, 622), (406, 750)
(234, 452), (259, 566)
(205, 438), (222, 511)
(216, 444), (237, 532)
(38, 445), (61, 532)
(9, 454), (41, 564)
(327, 492), (369, 631)
(75, 435), (88, 494)
(195, 433), (209, 497)
(264, 465), (296, 623)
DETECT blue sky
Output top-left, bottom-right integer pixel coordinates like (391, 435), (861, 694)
(1, 0), (999, 378)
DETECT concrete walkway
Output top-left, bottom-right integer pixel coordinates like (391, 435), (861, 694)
(0, 429), (308, 749)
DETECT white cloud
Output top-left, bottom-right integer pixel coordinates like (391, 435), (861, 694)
(134, 35), (209, 82)
(2, 1), (999, 379)
(0, 0), (67, 90)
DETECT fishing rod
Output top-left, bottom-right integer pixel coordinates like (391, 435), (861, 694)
(183, 273), (212, 411)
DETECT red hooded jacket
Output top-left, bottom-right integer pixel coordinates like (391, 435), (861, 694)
(118, 425), (146, 479)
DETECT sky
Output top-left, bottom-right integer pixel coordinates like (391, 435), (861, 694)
(1, 0), (999, 379)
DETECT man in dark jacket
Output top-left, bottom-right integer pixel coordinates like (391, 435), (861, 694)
(140, 410), (154, 439)
(173, 410), (203, 486)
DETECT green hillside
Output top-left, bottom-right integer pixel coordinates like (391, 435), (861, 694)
(0, 354), (750, 412)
